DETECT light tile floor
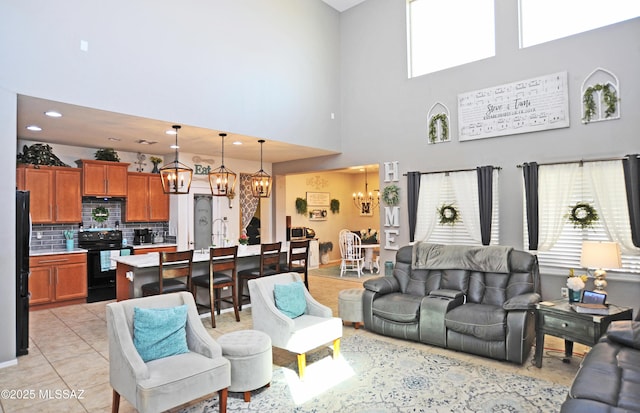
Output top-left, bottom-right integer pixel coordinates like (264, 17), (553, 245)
(0, 271), (586, 413)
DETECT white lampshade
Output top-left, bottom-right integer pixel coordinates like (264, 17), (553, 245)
(580, 241), (621, 270)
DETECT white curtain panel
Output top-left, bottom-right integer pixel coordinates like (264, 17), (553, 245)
(414, 173), (445, 242)
(449, 170), (482, 243)
(538, 163), (580, 251)
(584, 160), (637, 254)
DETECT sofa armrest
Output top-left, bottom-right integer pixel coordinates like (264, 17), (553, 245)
(503, 292), (540, 310)
(363, 276), (399, 295)
(606, 320), (640, 350)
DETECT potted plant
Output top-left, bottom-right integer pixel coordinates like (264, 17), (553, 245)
(95, 148), (120, 162)
(150, 156), (163, 173)
(295, 197), (308, 215)
(319, 241), (333, 264)
(330, 199), (340, 214)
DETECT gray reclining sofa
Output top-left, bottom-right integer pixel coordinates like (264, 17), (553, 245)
(363, 243), (541, 364)
(561, 318), (640, 412)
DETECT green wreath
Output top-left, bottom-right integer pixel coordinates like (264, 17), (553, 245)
(428, 113), (449, 143)
(582, 83), (618, 123)
(438, 204), (459, 226)
(92, 206), (109, 223)
(567, 202), (599, 229)
(382, 185), (400, 206)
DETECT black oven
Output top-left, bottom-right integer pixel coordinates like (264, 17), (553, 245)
(79, 230), (133, 303)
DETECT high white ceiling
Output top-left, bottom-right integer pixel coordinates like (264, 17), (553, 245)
(322, 0), (367, 12)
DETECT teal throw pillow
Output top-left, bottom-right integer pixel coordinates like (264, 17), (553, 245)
(274, 281), (307, 318)
(133, 304), (189, 362)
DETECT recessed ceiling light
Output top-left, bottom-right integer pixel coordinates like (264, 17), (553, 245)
(26, 125), (42, 132)
(170, 144), (179, 149)
(108, 137), (121, 141)
(44, 111), (62, 118)
(165, 130), (177, 135)
(232, 141), (242, 145)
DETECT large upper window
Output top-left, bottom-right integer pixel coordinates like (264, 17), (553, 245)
(407, 0), (495, 78)
(519, 0), (640, 48)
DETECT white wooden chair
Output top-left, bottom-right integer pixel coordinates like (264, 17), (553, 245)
(339, 229), (364, 277)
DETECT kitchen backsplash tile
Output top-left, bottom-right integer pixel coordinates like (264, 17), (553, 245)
(30, 199), (168, 252)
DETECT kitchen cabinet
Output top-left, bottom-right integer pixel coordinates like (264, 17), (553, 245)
(125, 172), (170, 222)
(29, 252), (87, 309)
(16, 165), (82, 224)
(133, 246), (177, 255)
(77, 159), (129, 197)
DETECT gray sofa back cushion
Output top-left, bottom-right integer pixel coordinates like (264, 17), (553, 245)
(394, 245), (540, 305)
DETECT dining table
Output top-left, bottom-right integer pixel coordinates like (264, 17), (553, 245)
(360, 243), (380, 273)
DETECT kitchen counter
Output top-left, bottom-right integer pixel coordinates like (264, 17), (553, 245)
(130, 243), (177, 250)
(113, 244), (287, 300)
(30, 248), (88, 256)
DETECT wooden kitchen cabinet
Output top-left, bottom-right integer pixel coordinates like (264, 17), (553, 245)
(125, 172), (170, 222)
(16, 165), (82, 224)
(77, 159), (129, 197)
(29, 252), (87, 309)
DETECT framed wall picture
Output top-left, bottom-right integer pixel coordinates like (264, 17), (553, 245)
(360, 202), (373, 216)
(309, 209), (328, 221)
(306, 191), (330, 206)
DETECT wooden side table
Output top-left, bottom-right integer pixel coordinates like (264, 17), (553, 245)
(534, 299), (632, 368)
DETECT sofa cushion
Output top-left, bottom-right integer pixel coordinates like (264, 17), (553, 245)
(133, 305), (189, 363)
(274, 281), (307, 318)
(566, 338), (640, 411)
(606, 320), (640, 350)
(445, 303), (505, 341)
(372, 293), (422, 323)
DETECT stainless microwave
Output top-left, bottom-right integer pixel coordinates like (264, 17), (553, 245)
(290, 227), (315, 240)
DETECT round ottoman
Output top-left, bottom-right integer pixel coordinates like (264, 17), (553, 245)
(218, 330), (272, 402)
(338, 288), (364, 329)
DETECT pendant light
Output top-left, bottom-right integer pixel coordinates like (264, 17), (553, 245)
(209, 133), (237, 197)
(353, 168), (379, 210)
(159, 125), (193, 194)
(251, 139), (272, 198)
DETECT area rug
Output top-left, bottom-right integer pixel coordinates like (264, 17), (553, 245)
(309, 264), (379, 282)
(179, 334), (567, 413)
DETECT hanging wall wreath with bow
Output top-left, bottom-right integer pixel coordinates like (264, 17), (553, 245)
(438, 203), (459, 225)
(382, 185), (400, 206)
(567, 202), (599, 230)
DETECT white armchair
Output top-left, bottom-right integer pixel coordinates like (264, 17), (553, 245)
(106, 292), (230, 413)
(248, 272), (342, 379)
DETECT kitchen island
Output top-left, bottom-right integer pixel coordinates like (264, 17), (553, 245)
(112, 245), (287, 301)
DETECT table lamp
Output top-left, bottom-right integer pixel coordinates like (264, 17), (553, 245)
(580, 241), (621, 295)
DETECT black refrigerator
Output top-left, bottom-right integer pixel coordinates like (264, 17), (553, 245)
(16, 190), (29, 356)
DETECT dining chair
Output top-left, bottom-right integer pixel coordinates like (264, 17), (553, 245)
(141, 250), (193, 296)
(339, 229), (363, 277)
(237, 241), (282, 310)
(191, 246), (240, 328)
(281, 239), (310, 289)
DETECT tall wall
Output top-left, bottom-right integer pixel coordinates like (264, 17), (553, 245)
(274, 1), (640, 311)
(0, 0), (341, 152)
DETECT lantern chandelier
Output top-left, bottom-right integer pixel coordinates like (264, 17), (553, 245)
(251, 139), (272, 198)
(209, 133), (237, 198)
(353, 168), (379, 210)
(159, 125), (193, 194)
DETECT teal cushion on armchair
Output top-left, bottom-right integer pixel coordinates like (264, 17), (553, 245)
(133, 304), (189, 362)
(274, 281), (307, 318)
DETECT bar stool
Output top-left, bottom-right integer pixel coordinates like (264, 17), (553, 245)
(141, 250), (193, 296)
(237, 242), (282, 310)
(281, 239), (310, 289)
(191, 246), (240, 328)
